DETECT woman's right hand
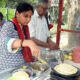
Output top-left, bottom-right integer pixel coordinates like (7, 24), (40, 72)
(22, 40), (40, 58)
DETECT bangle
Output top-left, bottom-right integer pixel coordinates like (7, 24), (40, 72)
(20, 39), (24, 47)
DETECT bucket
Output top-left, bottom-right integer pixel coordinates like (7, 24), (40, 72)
(72, 47), (80, 63)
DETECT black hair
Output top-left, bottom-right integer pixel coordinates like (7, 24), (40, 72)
(16, 2), (34, 14)
(0, 12), (3, 20)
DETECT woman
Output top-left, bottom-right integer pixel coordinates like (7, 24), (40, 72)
(0, 2), (40, 73)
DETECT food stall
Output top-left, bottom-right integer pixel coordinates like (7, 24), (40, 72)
(1, 49), (80, 80)
(1, 0), (80, 80)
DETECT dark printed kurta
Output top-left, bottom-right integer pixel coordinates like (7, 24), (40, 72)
(0, 21), (25, 72)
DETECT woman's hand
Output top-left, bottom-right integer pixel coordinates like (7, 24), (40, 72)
(22, 40), (40, 58)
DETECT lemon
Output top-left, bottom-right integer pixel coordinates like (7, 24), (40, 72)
(21, 65), (27, 69)
(68, 56), (72, 60)
(63, 54), (68, 59)
(68, 53), (73, 56)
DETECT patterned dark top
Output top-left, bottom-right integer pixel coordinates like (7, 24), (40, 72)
(0, 21), (25, 72)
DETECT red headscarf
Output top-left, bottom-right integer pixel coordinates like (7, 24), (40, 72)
(12, 17), (34, 62)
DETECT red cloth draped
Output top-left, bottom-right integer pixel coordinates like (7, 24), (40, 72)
(12, 17), (34, 62)
(48, 24), (53, 30)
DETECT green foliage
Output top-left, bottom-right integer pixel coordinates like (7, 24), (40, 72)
(54, 7), (58, 21)
(8, 9), (15, 20)
(0, 0), (37, 8)
(51, 1), (68, 24)
(62, 0), (68, 24)
(0, 0), (6, 7)
(0, 0), (37, 20)
(0, 8), (15, 20)
(0, 8), (6, 20)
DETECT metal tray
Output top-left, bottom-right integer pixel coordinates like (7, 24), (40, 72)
(31, 61), (49, 71)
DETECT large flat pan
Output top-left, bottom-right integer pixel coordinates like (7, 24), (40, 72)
(51, 67), (80, 78)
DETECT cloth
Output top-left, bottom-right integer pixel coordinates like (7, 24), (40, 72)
(28, 10), (50, 51)
(48, 24), (53, 30)
(5, 38), (19, 53)
(2, 20), (5, 25)
(12, 17), (34, 62)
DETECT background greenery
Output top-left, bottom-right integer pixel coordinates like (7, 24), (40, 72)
(0, 8), (15, 20)
(0, 0), (37, 20)
(0, 0), (68, 23)
(0, 0), (68, 34)
(0, 0), (37, 8)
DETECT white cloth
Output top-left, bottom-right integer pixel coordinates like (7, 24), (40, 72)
(6, 38), (19, 53)
(28, 10), (50, 51)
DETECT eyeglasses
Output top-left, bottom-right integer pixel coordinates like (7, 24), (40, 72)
(40, 6), (48, 10)
(43, 8), (48, 10)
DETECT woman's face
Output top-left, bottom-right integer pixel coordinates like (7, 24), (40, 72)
(16, 10), (33, 26)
